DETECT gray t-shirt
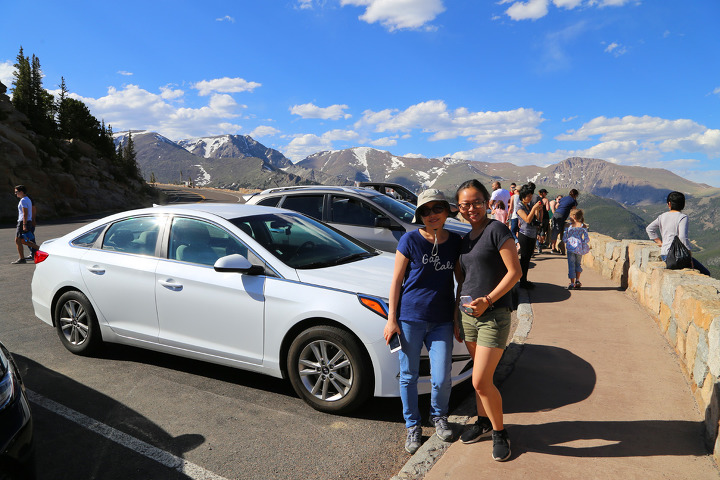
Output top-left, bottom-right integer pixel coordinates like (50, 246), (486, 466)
(646, 210), (689, 256)
(459, 220), (514, 310)
(517, 202), (538, 238)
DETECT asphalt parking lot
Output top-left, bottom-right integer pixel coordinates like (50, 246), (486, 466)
(1, 188), (478, 480)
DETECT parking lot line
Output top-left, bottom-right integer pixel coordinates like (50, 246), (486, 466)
(27, 389), (230, 480)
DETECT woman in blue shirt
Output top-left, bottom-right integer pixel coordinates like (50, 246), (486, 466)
(384, 189), (462, 454)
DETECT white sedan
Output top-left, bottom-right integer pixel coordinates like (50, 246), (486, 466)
(31, 204), (471, 413)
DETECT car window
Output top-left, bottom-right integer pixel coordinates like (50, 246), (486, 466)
(256, 197), (280, 207)
(101, 217), (162, 256)
(169, 217), (248, 266)
(280, 195), (324, 221)
(370, 194), (416, 224)
(229, 213), (375, 269)
(330, 196), (382, 227)
(71, 225), (106, 248)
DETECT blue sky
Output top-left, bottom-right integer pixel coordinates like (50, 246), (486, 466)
(2, 0), (719, 186)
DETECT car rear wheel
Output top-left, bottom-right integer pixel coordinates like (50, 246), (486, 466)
(54, 291), (102, 355)
(287, 326), (372, 413)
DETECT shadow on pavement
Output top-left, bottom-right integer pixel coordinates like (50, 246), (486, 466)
(511, 419), (707, 458)
(15, 355), (204, 480)
(503, 344), (596, 414)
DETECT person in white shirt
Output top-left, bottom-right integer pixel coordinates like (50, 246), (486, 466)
(489, 182), (511, 215)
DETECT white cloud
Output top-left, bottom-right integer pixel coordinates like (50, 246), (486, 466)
(283, 129), (360, 160)
(249, 125), (281, 138)
(370, 136), (398, 147)
(340, 0), (445, 31)
(193, 77), (261, 96)
(355, 100), (544, 145)
(556, 115), (720, 158)
(539, 21), (587, 71)
(216, 15), (235, 22)
(712, 86), (720, 96)
(0, 60), (16, 88)
(71, 84), (244, 140)
(504, 0), (635, 21)
(297, 0), (314, 9)
(505, 0), (549, 21)
(160, 85), (184, 101)
(604, 42), (627, 56)
(290, 102), (352, 120)
(117, 70), (133, 76)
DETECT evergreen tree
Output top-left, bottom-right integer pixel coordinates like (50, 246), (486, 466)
(11, 47), (32, 118)
(57, 77), (69, 135)
(122, 131), (139, 177)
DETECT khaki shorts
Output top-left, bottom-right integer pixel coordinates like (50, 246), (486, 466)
(459, 307), (512, 348)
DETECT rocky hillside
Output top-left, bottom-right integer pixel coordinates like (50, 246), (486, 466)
(0, 81), (157, 222)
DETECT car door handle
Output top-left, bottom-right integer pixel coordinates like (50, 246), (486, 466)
(158, 279), (183, 291)
(86, 265), (105, 275)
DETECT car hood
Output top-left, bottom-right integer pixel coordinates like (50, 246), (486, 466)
(294, 253), (395, 298)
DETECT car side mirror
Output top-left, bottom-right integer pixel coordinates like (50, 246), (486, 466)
(374, 217), (392, 228)
(214, 254), (265, 275)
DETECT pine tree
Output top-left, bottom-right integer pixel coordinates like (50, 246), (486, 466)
(11, 47), (32, 117)
(57, 77), (69, 136)
(122, 131), (139, 177)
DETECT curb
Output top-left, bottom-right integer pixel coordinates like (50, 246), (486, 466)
(390, 287), (534, 480)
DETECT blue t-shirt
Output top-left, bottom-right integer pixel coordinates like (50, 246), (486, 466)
(554, 196), (577, 223)
(397, 229), (461, 324)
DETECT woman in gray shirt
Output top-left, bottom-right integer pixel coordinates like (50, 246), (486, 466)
(646, 191), (710, 276)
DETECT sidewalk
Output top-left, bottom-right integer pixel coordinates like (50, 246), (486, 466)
(422, 253), (719, 479)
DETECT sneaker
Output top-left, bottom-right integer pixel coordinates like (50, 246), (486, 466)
(405, 425), (422, 454)
(492, 429), (511, 461)
(575, 282), (582, 290)
(566, 283), (575, 290)
(11, 258), (26, 264)
(432, 416), (453, 442)
(460, 417), (492, 444)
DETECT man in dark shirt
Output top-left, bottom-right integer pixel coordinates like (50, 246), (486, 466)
(550, 189), (579, 254)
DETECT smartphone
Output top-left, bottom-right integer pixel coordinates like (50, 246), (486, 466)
(389, 333), (401, 353)
(460, 295), (473, 315)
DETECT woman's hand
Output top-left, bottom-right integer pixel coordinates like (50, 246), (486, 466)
(454, 322), (462, 343)
(468, 297), (489, 318)
(384, 318), (401, 344)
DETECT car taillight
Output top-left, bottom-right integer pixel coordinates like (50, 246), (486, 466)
(34, 251), (49, 263)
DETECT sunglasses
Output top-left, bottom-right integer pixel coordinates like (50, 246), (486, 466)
(418, 204), (447, 217)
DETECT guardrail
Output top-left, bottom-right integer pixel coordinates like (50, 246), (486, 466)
(583, 233), (720, 463)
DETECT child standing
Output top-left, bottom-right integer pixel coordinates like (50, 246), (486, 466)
(563, 209), (590, 290)
(491, 200), (508, 226)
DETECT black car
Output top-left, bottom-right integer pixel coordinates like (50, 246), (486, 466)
(0, 341), (34, 480)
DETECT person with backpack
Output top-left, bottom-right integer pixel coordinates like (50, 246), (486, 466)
(646, 191), (710, 276)
(563, 209), (591, 289)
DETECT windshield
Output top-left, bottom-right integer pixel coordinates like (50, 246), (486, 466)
(230, 213), (377, 269)
(370, 194), (416, 223)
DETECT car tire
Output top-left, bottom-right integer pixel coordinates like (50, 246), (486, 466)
(54, 291), (102, 355)
(287, 326), (372, 413)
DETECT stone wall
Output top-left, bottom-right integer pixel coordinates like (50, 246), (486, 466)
(583, 233), (720, 463)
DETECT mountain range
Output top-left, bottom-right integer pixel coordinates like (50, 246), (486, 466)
(115, 131), (716, 205)
(113, 131), (720, 276)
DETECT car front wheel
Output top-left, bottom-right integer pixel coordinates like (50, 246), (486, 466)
(54, 291), (102, 355)
(287, 326), (372, 413)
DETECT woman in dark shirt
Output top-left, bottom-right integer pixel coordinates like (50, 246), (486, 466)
(384, 189), (462, 454)
(454, 179), (521, 462)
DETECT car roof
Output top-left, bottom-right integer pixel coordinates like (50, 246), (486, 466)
(255, 185), (384, 198)
(149, 203), (287, 220)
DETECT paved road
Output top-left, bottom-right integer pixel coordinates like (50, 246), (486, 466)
(0, 188), (474, 480)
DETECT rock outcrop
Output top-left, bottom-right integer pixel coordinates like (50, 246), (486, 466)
(0, 81), (157, 222)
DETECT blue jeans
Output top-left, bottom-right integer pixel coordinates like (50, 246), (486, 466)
(510, 218), (519, 243)
(398, 320), (453, 428)
(567, 252), (583, 279)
